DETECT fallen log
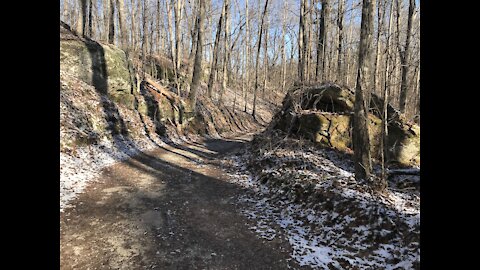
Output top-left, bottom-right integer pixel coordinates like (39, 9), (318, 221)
(387, 168), (420, 176)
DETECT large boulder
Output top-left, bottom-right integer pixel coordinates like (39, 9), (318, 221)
(271, 83), (420, 167)
(60, 22), (136, 109)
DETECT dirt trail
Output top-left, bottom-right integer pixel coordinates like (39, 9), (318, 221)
(60, 133), (301, 270)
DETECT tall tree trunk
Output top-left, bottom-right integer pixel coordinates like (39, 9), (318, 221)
(77, 0), (87, 36)
(306, 0), (312, 82)
(353, 0), (378, 188)
(108, 0), (115, 44)
(130, 0), (137, 52)
(189, 0), (205, 109)
(281, 0), (287, 92)
(345, 0), (355, 87)
(373, 0), (385, 94)
(262, 7), (269, 98)
(116, 0), (127, 49)
(381, 0), (394, 184)
(88, 0), (93, 37)
(166, 0), (179, 93)
(298, 0), (305, 82)
(174, 0), (185, 95)
(337, 0), (345, 81)
(252, 0), (269, 118)
(244, 0), (250, 112)
(316, 0), (328, 81)
(141, 0), (146, 78)
(219, 0), (231, 105)
(207, 0), (226, 99)
(398, 0), (415, 113)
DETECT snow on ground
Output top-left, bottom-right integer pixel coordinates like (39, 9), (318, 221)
(60, 70), (187, 212)
(60, 134), (168, 212)
(222, 136), (420, 269)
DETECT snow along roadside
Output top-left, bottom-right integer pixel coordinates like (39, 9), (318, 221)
(224, 148), (420, 269)
(60, 134), (171, 212)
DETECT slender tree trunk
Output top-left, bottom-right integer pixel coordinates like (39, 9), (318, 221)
(337, 0), (345, 82)
(398, 0), (415, 113)
(299, 0), (305, 82)
(166, 0), (180, 93)
(130, 0), (137, 52)
(345, 0), (355, 87)
(373, 0), (385, 95)
(88, 0), (93, 37)
(186, 0), (198, 88)
(189, 0), (205, 109)
(381, 0), (394, 184)
(262, 7), (269, 99)
(353, 0), (378, 188)
(252, 0), (269, 118)
(219, 0), (231, 105)
(316, 0), (327, 81)
(116, 0), (127, 49)
(77, 0), (87, 36)
(305, 0), (312, 82)
(207, 0), (226, 99)
(174, 0), (185, 95)
(302, 0), (309, 82)
(244, 0), (250, 112)
(281, 0), (287, 92)
(141, 0), (146, 78)
(108, 0), (115, 44)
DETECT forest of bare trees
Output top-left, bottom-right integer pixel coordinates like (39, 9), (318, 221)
(61, 2), (421, 266)
(61, 0), (420, 186)
(60, 0), (420, 119)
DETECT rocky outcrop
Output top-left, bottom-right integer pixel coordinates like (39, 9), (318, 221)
(60, 21), (136, 109)
(270, 83), (420, 167)
(60, 22), (194, 139)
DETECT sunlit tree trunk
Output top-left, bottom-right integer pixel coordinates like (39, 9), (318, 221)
(207, 0), (226, 99)
(252, 0), (269, 118)
(336, 0), (345, 82)
(219, 0), (231, 105)
(398, 0), (415, 113)
(244, 0), (250, 112)
(77, 0), (87, 36)
(189, 0), (205, 109)
(353, 0), (377, 188)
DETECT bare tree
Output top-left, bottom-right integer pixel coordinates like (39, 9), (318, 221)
(316, 0), (328, 82)
(88, 0), (93, 37)
(77, 0), (87, 36)
(108, 0), (115, 44)
(336, 0), (345, 81)
(116, 0), (127, 49)
(298, 0), (306, 82)
(219, 0), (231, 105)
(189, 0), (205, 109)
(252, 0), (269, 118)
(262, 3), (269, 98)
(398, 0), (415, 113)
(373, 0), (385, 93)
(281, 0), (287, 92)
(381, 0), (394, 183)
(207, 0), (226, 99)
(353, 0), (381, 189)
(244, 0), (250, 112)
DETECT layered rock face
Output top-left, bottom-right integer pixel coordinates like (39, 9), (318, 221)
(60, 21), (190, 142)
(270, 83), (420, 167)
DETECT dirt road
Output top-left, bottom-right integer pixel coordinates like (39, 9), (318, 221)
(60, 134), (300, 269)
